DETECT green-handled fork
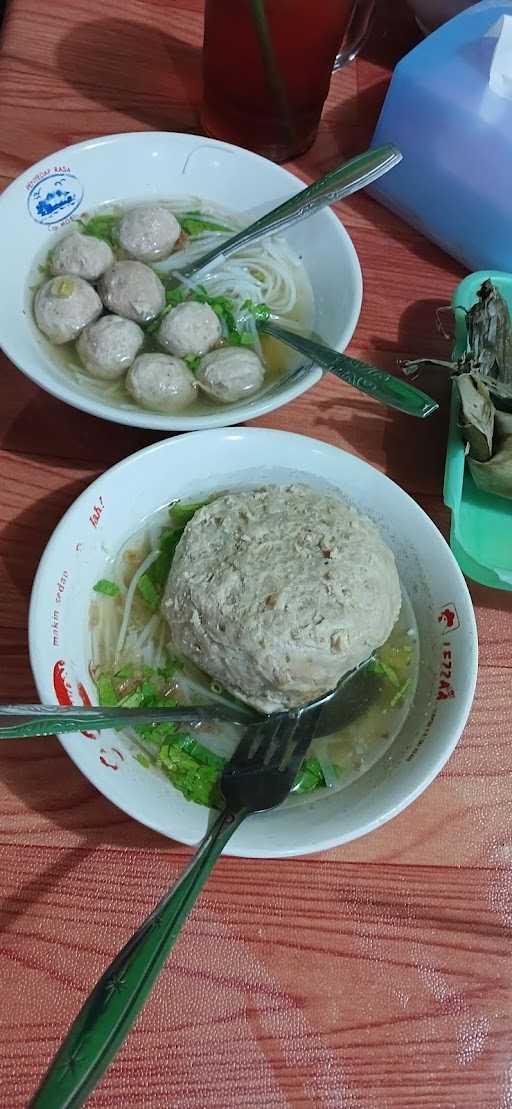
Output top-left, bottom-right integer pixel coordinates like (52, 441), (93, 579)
(28, 663), (376, 1108)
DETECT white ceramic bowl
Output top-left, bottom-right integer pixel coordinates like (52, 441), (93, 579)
(0, 131), (362, 431)
(29, 428), (478, 858)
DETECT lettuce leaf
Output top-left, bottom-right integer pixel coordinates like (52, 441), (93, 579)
(78, 214), (118, 245)
(136, 500), (208, 611)
(179, 213), (233, 237)
(157, 742), (222, 807)
(93, 578), (120, 597)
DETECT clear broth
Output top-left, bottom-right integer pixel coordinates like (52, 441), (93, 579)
(29, 197), (315, 416)
(90, 497), (419, 806)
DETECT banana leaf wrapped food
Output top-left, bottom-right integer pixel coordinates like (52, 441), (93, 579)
(459, 386), (512, 500)
(403, 279), (512, 500)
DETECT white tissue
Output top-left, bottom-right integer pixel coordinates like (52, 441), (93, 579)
(487, 15), (512, 99)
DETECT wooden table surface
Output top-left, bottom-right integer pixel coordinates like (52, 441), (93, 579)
(1, 2), (511, 1106)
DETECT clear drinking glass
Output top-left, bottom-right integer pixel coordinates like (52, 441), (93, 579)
(200, 0), (376, 162)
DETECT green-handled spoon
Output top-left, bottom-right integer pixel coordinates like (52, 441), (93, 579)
(259, 319), (439, 419)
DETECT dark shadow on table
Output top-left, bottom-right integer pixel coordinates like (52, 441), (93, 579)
(1, 479), (90, 606)
(0, 366), (164, 468)
(312, 294), (452, 498)
(377, 297), (456, 362)
(56, 18), (202, 132)
(313, 384), (449, 502)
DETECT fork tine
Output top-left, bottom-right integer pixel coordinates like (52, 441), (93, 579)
(231, 715), (283, 767)
(263, 714), (302, 768)
(279, 706), (323, 777)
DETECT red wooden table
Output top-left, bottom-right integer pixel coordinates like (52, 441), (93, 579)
(1, 2), (511, 1106)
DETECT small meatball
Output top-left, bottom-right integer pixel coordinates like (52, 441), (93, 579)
(98, 261), (165, 324)
(76, 315), (144, 380)
(126, 353), (198, 413)
(158, 302), (222, 358)
(34, 276), (102, 345)
(118, 205), (181, 262)
(50, 230), (114, 281)
(197, 346), (265, 403)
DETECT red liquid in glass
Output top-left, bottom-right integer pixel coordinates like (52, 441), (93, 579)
(200, 0), (355, 162)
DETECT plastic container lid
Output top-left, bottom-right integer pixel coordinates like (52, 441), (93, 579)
(444, 269), (512, 591)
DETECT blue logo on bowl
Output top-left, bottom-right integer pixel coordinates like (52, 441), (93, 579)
(27, 173), (83, 225)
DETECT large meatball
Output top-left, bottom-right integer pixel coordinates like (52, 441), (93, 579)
(196, 346), (265, 403)
(98, 261), (165, 324)
(126, 353), (198, 413)
(157, 302), (222, 358)
(162, 484), (402, 714)
(118, 205), (181, 262)
(76, 315), (144, 380)
(34, 276), (102, 345)
(50, 230), (114, 281)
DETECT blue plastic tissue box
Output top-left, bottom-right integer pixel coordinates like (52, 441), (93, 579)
(370, 1), (512, 272)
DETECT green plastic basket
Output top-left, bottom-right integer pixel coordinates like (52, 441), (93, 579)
(444, 270), (512, 591)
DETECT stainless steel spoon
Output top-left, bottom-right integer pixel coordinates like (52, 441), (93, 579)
(0, 657), (378, 740)
(168, 144), (402, 282)
(258, 318), (439, 419)
(0, 701), (255, 738)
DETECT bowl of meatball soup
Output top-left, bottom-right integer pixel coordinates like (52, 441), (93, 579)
(0, 132), (362, 430)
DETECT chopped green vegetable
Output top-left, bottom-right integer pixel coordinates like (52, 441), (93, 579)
(193, 288), (240, 342)
(172, 732), (225, 770)
(390, 677), (411, 709)
(144, 288), (188, 334)
(370, 657), (400, 688)
(377, 640), (412, 684)
(114, 662), (134, 680)
(137, 719), (178, 747)
(78, 214), (118, 245)
(97, 674), (118, 707)
(179, 213), (233, 237)
(241, 299), (271, 323)
(137, 573), (161, 612)
(148, 529), (179, 585)
(169, 499), (208, 528)
(94, 658), (327, 807)
(118, 687), (145, 708)
(93, 578), (120, 597)
(291, 756), (325, 795)
(184, 355), (201, 371)
(134, 501), (208, 613)
(165, 287), (188, 307)
(159, 652), (183, 679)
(148, 285), (269, 348)
(158, 742), (222, 807)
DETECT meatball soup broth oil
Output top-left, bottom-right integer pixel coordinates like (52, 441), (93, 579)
(0, 131), (362, 430)
(29, 429), (478, 858)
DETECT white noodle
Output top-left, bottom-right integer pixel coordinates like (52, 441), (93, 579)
(137, 613), (161, 650)
(114, 549), (160, 664)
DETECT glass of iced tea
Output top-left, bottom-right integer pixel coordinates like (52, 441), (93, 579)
(200, 0), (375, 162)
